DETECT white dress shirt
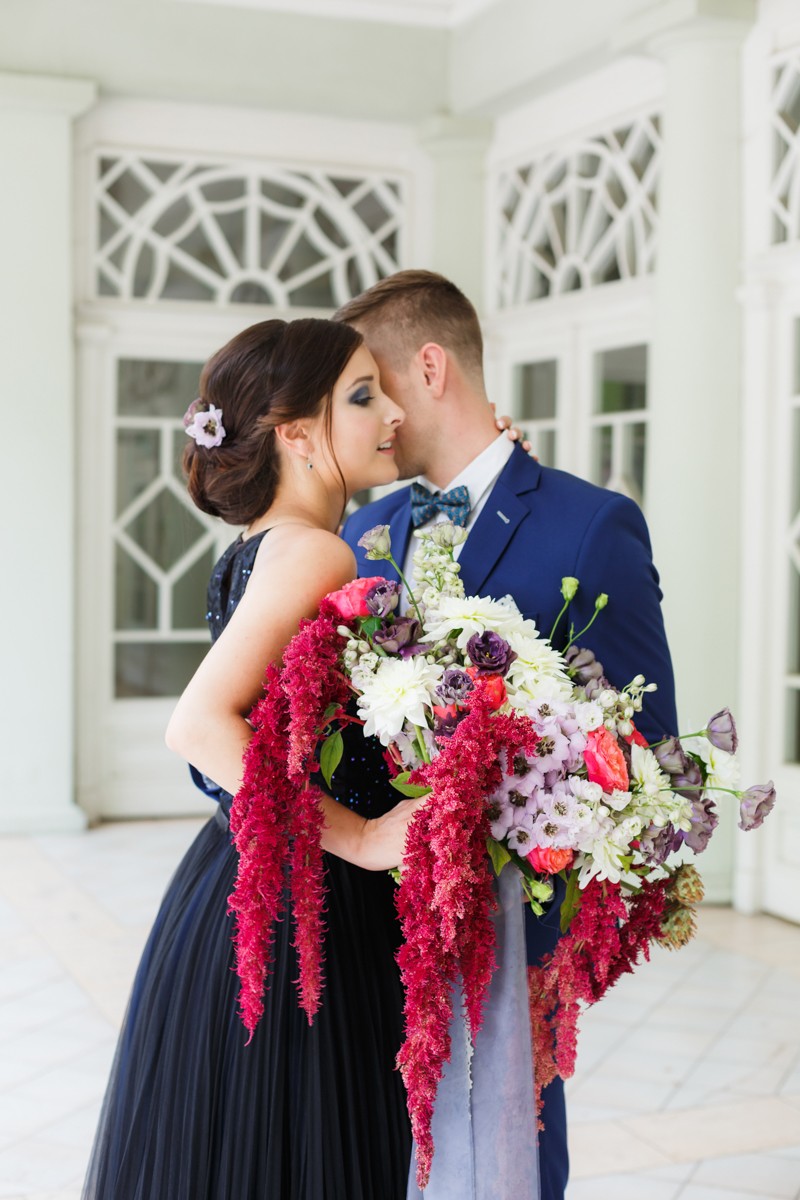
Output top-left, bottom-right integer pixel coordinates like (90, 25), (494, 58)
(401, 434), (516, 599)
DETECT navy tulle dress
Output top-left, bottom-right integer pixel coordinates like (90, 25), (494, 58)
(83, 532), (411, 1200)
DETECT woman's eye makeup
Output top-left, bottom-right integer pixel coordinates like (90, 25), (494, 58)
(349, 385), (373, 406)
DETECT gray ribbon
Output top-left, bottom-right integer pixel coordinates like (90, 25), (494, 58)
(406, 864), (541, 1200)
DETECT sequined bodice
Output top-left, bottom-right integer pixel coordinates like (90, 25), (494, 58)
(206, 531), (268, 644)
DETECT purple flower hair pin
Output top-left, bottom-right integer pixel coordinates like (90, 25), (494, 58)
(183, 399), (226, 448)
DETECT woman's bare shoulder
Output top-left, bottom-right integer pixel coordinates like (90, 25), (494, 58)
(251, 525), (357, 594)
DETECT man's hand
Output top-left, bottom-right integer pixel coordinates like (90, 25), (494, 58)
(491, 404), (536, 457)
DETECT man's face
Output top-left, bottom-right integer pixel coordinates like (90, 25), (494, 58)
(359, 341), (432, 481)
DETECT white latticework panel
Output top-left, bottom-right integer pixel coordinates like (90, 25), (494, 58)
(494, 115), (661, 308)
(770, 54), (800, 245)
(94, 155), (405, 307)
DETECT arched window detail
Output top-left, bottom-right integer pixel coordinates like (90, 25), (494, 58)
(494, 114), (661, 308)
(94, 155), (406, 307)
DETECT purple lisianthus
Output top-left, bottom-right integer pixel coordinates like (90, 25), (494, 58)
(357, 525), (392, 560)
(564, 645), (606, 685)
(466, 631), (517, 677)
(436, 667), (475, 705)
(373, 615), (423, 656)
(583, 673), (612, 702)
(738, 781), (776, 831)
(184, 401), (226, 448)
(672, 756), (703, 801)
(639, 822), (679, 866)
(365, 580), (400, 618)
(706, 708), (739, 755)
(683, 795), (719, 853)
(653, 736), (689, 776)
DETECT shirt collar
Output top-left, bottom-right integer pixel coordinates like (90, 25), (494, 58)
(417, 434), (515, 510)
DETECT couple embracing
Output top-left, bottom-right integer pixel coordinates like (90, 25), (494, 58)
(83, 271), (676, 1200)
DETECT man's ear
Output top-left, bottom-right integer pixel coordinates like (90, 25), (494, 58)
(416, 342), (448, 399)
(274, 420), (311, 462)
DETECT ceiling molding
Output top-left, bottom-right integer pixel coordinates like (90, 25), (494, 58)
(170, 0), (499, 29)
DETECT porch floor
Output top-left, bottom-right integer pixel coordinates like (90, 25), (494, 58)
(0, 818), (798, 1200)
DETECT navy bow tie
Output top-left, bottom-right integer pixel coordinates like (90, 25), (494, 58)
(409, 482), (470, 529)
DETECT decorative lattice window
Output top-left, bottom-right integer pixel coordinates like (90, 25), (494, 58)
(786, 319), (800, 762)
(494, 114), (661, 308)
(94, 155), (405, 307)
(770, 54), (800, 245)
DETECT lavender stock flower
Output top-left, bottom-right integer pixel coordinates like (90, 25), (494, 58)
(738, 782), (776, 831)
(365, 580), (400, 618)
(466, 631), (517, 677)
(706, 708), (739, 755)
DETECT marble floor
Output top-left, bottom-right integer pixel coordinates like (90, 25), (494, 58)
(0, 818), (798, 1200)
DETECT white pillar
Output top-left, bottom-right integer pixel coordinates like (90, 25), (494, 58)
(418, 115), (492, 313)
(641, 16), (752, 900)
(0, 73), (96, 832)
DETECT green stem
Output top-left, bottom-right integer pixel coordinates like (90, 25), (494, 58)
(562, 604), (604, 657)
(387, 551), (425, 627)
(414, 726), (431, 764)
(548, 597), (571, 644)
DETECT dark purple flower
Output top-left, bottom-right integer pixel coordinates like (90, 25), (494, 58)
(738, 782), (776, 831)
(466, 631), (517, 677)
(706, 708), (738, 755)
(672, 757), (703, 801)
(653, 737), (689, 776)
(373, 615), (422, 655)
(433, 703), (464, 739)
(436, 667), (475, 705)
(683, 795), (719, 853)
(365, 580), (400, 618)
(564, 645), (606, 684)
(638, 822), (679, 866)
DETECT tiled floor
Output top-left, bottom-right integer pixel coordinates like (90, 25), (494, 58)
(0, 819), (798, 1199)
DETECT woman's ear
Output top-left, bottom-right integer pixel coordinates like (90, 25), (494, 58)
(274, 420), (311, 463)
(417, 342), (448, 399)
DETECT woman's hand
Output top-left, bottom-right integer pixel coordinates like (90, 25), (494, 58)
(357, 795), (428, 871)
(491, 404), (536, 456)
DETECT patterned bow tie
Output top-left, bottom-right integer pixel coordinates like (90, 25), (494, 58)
(409, 482), (471, 529)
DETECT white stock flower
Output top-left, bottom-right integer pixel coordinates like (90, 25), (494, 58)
(356, 655), (444, 745)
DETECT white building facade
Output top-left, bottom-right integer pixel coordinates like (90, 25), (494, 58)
(1, 0), (798, 922)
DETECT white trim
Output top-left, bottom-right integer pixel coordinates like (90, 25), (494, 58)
(168, 0), (497, 28)
(0, 70), (96, 116)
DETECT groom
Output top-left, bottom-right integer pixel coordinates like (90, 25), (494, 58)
(336, 270), (677, 1200)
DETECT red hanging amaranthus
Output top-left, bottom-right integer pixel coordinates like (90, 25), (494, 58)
(228, 609), (353, 1034)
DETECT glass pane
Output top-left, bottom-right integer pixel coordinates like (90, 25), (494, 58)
(789, 566), (800, 677)
(515, 361), (557, 421)
(593, 425), (613, 488)
(787, 687), (800, 764)
(596, 345), (648, 413)
(115, 641), (208, 699)
(172, 549), (216, 630)
(117, 429), (160, 516)
(117, 359), (203, 418)
(115, 546), (158, 631)
(623, 421), (647, 499)
(533, 428), (557, 468)
(126, 489), (207, 572)
(792, 406), (800, 518)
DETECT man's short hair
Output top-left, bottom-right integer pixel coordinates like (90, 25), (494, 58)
(334, 270), (484, 381)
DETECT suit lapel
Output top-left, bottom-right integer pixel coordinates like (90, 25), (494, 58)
(384, 497), (413, 586)
(457, 448), (541, 596)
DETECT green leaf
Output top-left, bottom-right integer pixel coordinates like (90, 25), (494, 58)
(390, 778), (432, 798)
(486, 836), (512, 877)
(321, 702), (341, 723)
(359, 615), (383, 639)
(320, 729), (344, 787)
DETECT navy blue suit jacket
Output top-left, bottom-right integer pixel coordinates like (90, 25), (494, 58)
(341, 445), (677, 1200)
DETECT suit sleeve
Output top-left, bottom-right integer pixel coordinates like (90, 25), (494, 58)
(569, 494), (678, 744)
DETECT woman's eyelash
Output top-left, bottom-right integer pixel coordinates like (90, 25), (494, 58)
(349, 388), (373, 406)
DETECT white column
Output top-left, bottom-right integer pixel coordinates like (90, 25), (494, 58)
(640, 16), (752, 900)
(417, 115), (492, 312)
(0, 73), (96, 832)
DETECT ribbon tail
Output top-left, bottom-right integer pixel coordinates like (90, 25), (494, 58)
(407, 865), (541, 1199)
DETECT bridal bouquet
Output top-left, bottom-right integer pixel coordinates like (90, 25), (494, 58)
(228, 521), (776, 1187)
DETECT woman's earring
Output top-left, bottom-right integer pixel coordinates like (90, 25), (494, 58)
(306, 458), (313, 471)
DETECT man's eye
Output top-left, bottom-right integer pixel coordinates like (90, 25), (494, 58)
(349, 387), (373, 406)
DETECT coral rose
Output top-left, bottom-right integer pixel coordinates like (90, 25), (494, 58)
(584, 726), (629, 793)
(465, 667), (507, 710)
(325, 576), (387, 620)
(625, 724), (649, 748)
(527, 846), (574, 875)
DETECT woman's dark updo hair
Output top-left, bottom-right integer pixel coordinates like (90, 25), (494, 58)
(183, 318), (363, 526)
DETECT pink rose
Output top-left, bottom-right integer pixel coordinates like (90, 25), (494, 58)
(465, 667), (507, 711)
(527, 846), (574, 875)
(584, 726), (629, 793)
(325, 576), (387, 620)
